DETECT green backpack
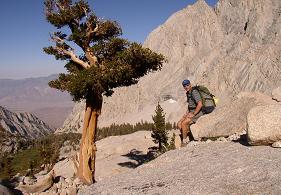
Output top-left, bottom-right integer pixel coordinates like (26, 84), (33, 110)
(191, 85), (216, 114)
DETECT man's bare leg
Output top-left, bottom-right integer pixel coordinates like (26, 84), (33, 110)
(182, 118), (191, 140)
(177, 116), (185, 130)
(177, 117), (191, 147)
(177, 116), (187, 142)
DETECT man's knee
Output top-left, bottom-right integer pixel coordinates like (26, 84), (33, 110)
(177, 121), (180, 128)
(182, 118), (192, 126)
(177, 118), (184, 128)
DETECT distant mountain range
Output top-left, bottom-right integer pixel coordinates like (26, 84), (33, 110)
(0, 75), (74, 129)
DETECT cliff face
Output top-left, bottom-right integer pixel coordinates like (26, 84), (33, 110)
(60, 0), (281, 133)
(0, 106), (53, 139)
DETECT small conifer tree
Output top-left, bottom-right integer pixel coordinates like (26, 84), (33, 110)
(152, 103), (168, 152)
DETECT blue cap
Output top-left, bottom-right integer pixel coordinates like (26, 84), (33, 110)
(182, 79), (190, 87)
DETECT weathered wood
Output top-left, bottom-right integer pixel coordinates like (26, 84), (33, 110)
(78, 110), (99, 184)
(78, 94), (102, 184)
(18, 170), (55, 194)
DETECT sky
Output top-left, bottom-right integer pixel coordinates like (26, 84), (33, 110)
(0, 0), (218, 79)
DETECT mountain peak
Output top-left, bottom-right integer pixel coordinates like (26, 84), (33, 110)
(194, 0), (209, 6)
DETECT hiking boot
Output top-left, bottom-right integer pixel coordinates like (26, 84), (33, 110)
(181, 142), (188, 147)
(181, 138), (189, 147)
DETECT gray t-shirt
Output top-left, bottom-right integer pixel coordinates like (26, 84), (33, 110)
(187, 89), (202, 111)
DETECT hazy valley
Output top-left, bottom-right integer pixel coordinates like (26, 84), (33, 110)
(0, 75), (74, 129)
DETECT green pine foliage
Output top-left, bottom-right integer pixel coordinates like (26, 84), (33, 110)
(165, 122), (172, 130)
(0, 133), (81, 180)
(0, 155), (14, 179)
(151, 103), (168, 152)
(96, 121), (174, 141)
(43, 0), (165, 102)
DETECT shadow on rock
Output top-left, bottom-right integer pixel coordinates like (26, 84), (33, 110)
(118, 148), (157, 169)
(233, 134), (250, 146)
(0, 179), (23, 195)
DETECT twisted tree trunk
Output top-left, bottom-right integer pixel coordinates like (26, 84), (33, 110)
(78, 93), (102, 184)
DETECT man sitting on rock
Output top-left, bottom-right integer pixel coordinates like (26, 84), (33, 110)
(177, 79), (204, 146)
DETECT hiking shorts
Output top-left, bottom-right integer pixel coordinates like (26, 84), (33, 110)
(191, 110), (204, 124)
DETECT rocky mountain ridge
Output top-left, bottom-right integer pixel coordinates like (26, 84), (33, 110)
(0, 106), (53, 139)
(0, 124), (20, 155)
(60, 0), (281, 133)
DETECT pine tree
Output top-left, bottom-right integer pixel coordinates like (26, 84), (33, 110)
(1, 156), (14, 179)
(152, 103), (168, 152)
(43, 0), (165, 184)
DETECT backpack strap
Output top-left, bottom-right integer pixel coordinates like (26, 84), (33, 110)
(189, 88), (200, 108)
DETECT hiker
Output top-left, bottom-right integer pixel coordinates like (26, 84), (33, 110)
(177, 79), (215, 145)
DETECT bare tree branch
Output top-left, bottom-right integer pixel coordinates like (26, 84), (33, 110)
(50, 33), (91, 69)
(86, 24), (98, 38)
(55, 1), (66, 12)
(83, 6), (98, 41)
(81, 10), (99, 67)
(85, 49), (98, 66)
(50, 33), (64, 43)
(61, 48), (90, 69)
(82, 7), (88, 19)
(52, 35), (98, 68)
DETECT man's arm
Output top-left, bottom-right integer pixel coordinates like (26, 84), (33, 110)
(187, 100), (202, 118)
(187, 88), (203, 118)
(193, 100), (203, 115)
